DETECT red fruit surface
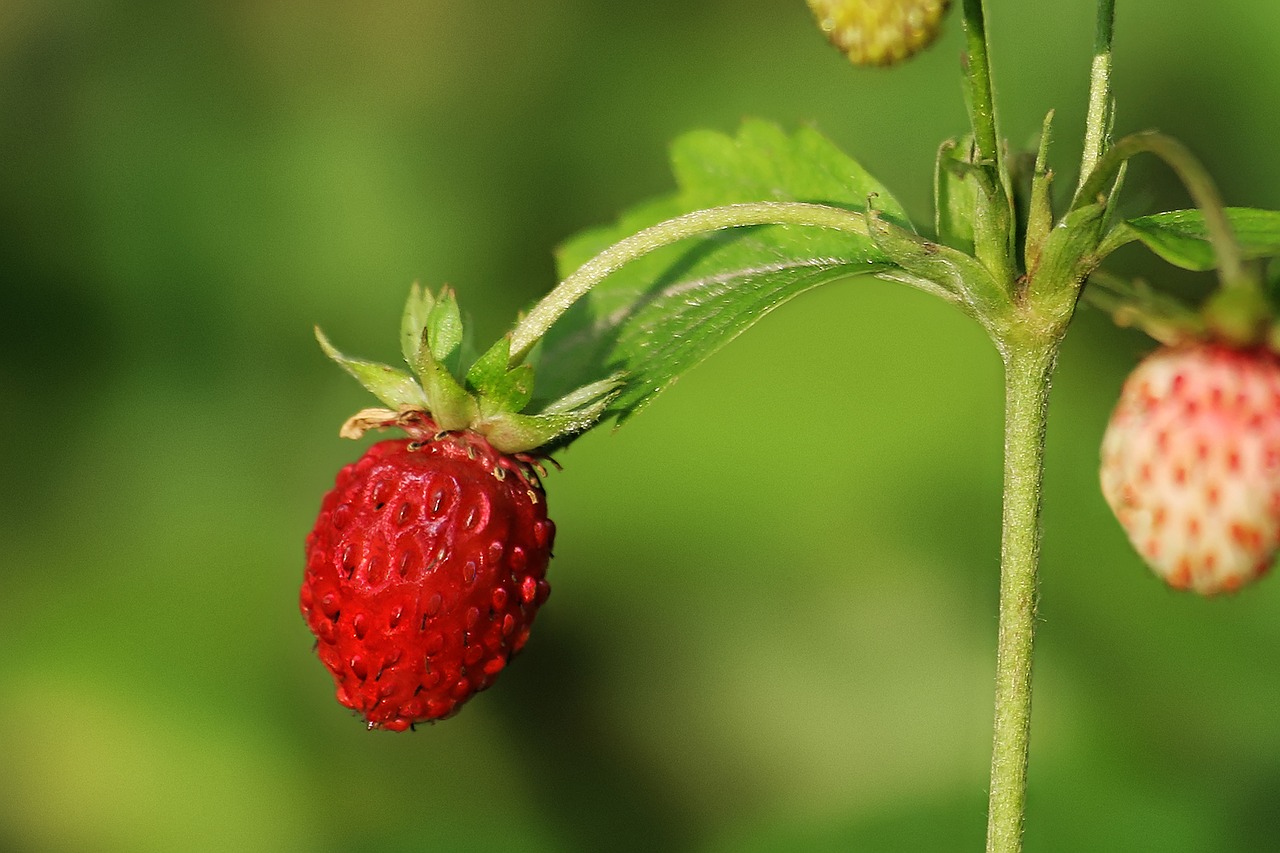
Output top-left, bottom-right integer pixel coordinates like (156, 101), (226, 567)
(301, 436), (554, 729)
(1100, 343), (1280, 594)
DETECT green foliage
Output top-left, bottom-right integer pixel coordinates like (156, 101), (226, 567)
(539, 120), (911, 424)
(1106, 208), (1280, 272)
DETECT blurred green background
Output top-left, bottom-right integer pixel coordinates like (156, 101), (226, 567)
(3, 1), (1279, 851)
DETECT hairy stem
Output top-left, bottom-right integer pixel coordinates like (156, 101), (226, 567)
(1077, 0), (1116, 192)
(508, 202), (870, 364)
(986, 338), (1057, 853)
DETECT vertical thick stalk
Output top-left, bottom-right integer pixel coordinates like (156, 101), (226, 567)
(986, 339), (1057, 853)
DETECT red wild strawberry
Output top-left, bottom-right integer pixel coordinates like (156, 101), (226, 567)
(1100, 343), (1280, 594)
(302, 430), (554, 730)
(304, 285), (620, 728)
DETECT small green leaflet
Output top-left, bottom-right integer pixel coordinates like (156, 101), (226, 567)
(1105, 207), (1280, 272)
(536, 120), (911, 424)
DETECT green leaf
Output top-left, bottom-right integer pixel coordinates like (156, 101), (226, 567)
(316, 327), (429, 411)
(1101, 208), (1280, 271)
(539, 120), (910, 423)
(605, 263), (881, 421)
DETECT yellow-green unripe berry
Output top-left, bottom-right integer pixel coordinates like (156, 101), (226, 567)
(806, 0), (951, 67)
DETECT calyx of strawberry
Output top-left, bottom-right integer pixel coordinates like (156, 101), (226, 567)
(316, 285), (622, 453)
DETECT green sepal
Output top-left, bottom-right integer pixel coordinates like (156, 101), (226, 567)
(401, 284), (465, 371)
(477, 379), (622, 453)
(478, 411), (593, 455)
(971, 174), (1016, 285)
(400, 283), (435, 368)
(1100, 160), (1128, 235)
(412, 326), (478, 430)
(426, 287), (464, 365)
(539, 373), (626, 415)
(1024, 111), (1055, 273)
(326, 285), (620, 453)
(316, 327), (429, 410)
(955, 100), (1016, 284)
(465, 336), (507, 397)
(1027, 202), (1107, 328)
(934, 137), (978, 255)
(466, 336), (535, 416)
(1097, 208), (1280, 272)
(867, 207), (1010, 327)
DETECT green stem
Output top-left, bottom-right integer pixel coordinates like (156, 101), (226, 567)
(960, 0), (1016, 286)
(508, 202), (870, 363)
(986, 337), (1057, 853)
(961, 0), (1001, 172)
(1077, 0), (1116, 192)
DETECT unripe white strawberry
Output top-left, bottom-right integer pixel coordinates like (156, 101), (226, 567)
(807, 0), (951, 67)
(1100, 343), (1280, 594)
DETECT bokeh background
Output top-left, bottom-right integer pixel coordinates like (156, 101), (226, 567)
(3, 1), (1280, 850)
